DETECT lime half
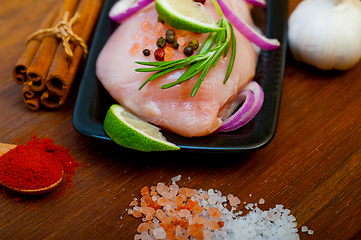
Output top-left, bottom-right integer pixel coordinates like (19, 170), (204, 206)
(104, 104), (180, 152)
(155, 0), (222, 33)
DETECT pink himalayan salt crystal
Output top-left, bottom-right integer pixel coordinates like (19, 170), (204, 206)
(179, 187), (198, 197)
(175, 194), (186, 206)
(193, 214), (206, 224)
(156, 209), (171, 225)
(177, 36), (187, 54)
(130, 42), (140, 57)
(140, 206), (155, 215)
(136, 221), (153, 233)
(178, 209), (191, 218)
(157, 182), (177, 199)
(177, 36), (187, 46)
(154, 22), (166, 37)
(228, 195), (241, 207)
(208, 207), (222, 219)
(129, 209), (142, 218)
(203, 229), (212, 240)
(157, 197), (171, 206)
(153, 227), (167, 239)
(175, 225), (188, 240)
(164, 47), (175, 61)
(204, 219), (221, 230)
(129, 199), (138, 206)
(141, 20), (152, 33)
(157, 183), (169, 194)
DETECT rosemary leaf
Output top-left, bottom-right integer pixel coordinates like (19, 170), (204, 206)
(139, 65), (185, 90)
(162, 60), (208, 89)
(198, 32), (217, 54)
(191, 48), (224, 97)
(224, 23), (237, 84)
(135, 61), (165, 67)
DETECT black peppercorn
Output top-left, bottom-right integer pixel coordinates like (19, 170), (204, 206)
(166, 29), (176, 37)
(156, 37), (166, 48)
(187, 39), (199, 50)
(183, 46), (194, 57)
(166, 34), (176, 44)
(157, 16), (164, 23)
(172, 41), (179, 49)
(142, 49), (150, 56)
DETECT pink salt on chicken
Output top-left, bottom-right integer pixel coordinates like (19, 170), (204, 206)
(96, 0), (257, 137)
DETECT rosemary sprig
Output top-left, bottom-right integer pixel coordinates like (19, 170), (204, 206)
(135, 0), (236, 97)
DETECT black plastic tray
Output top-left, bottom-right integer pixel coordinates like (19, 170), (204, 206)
(73, 0), (288, 152)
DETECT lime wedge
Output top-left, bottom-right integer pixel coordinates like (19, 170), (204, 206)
(104, 104), (180, 152)
(155, 0), (222, 33)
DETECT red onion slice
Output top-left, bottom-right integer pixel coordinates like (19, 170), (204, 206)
(109, 0), (154, 23)
(243, 0), (266, 8)
(216, 81), (264, 132)
(216, 0), (280, 50)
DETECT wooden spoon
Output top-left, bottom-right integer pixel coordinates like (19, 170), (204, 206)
(0, 143), (64, 195)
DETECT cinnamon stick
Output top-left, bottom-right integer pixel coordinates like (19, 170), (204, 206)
(45, 0), (94, 96)
(25, 0), (81, 92)
(41, 0), (105, 108)
(40, 89), (63, 109)
(21, 84), (42, 110)
(12, 7), (58, 85)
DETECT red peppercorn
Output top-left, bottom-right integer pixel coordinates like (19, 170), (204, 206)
(194, 0), (206, 4)
(154, 48), (165, 61)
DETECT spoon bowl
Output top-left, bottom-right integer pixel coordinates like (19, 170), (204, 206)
(3, 172), (64, 195)
(0, 143), (64, 195)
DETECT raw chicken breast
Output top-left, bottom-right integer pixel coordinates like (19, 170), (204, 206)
(96, 0), (257, 137)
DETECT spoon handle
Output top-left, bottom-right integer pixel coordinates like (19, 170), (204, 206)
(0, 143), (17, 156)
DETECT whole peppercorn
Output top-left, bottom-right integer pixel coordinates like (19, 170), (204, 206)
(193, 0), (206, 3)
(166, 29), (176, 36)
(142, 49), (150, 56)
(166, 34), (176, 44)
(157, 16), (165, 23)
(183, 46), (194, 57)
(154, 48), (165, 61)
(156, 37), (166, 48)
(172, 41), (179, 49)
(188, 39), (199, 50)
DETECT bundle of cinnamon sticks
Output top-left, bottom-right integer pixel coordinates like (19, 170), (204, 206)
(13, 0), (104, 110)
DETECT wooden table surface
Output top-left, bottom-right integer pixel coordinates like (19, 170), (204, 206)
(1, 0), (361, 239)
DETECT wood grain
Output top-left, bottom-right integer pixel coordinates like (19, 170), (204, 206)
(0, 143), (16, 156)
(1, 0), (361, 239)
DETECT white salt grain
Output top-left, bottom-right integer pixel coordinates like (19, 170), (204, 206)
(301, 226), (308, 232)
(308, 229), (314, 235)
(171, 175), (181, 183)
(208, 194), (219, 205)
(208, 189), (215, 196)
(153, 227), (166, 239)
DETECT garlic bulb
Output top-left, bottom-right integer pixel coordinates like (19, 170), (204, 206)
(288, 0), (361, 70)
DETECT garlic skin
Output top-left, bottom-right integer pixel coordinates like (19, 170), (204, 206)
(288, 0), (361, 70)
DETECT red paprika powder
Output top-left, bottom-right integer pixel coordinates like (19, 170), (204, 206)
(0, 135), (79, 193)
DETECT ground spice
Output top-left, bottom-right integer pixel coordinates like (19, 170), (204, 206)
(0, 135), (79, 195)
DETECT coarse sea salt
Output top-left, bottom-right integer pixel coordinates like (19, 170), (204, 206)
(128, 176), (307, 240)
